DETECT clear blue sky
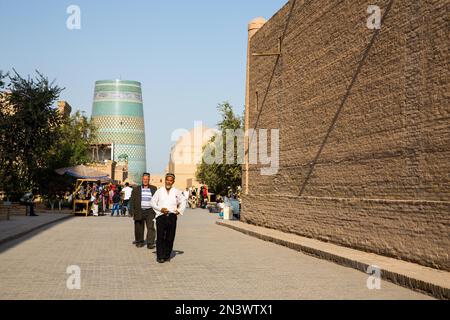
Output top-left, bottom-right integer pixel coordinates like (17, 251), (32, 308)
(0, 0), (287, 173)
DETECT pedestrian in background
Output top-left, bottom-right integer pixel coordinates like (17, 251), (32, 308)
(109, 185), (114, 212)
(122, 182), (133, 217)
(183, 188), (189, 209)
(111, 189), (121, 217)
(102, 186), (109, 213)
(92, 191), (99, 217)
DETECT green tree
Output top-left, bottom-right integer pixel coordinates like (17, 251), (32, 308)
(50, 110), (96, 168)
(36, 111), (97, 199)
(0, 70), (97, 200)
(196, 102), (243, 195)
(0, 70), (63, 199)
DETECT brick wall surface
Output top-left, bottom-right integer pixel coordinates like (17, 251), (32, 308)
(243, 0), (450, 270)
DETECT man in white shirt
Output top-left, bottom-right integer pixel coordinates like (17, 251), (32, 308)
(183, 188), (190, 208)
(121, 182), (133, 216)
(150, 173), (186, 263)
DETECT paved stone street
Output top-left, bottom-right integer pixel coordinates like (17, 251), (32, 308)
(0, 209), (432, 300)
(0, 212), (72, 245)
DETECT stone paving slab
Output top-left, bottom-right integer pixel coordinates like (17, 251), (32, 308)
(0, 212), (73, 245)
(216, 219), (450, 299)
(0, 209), (433, 300)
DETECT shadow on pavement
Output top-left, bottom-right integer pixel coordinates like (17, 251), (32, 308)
(171, 250), (184, 259)
(0, 215), (74, 255)
(150, 249), (185, 260)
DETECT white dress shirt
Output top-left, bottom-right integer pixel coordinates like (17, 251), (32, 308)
(150, 187), (186, 218)
(122, 186), (133, 200)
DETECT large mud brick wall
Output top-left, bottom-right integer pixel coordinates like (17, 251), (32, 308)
(242, 0), (449, 270)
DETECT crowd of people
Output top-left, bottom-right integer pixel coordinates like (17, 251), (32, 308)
(73, 182), (133, 217)
(71, 180), (230, 216)
(185, 185), (209, 209)
(20, 178), (240, 221)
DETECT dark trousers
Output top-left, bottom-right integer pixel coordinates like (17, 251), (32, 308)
(156, 213), (177, 260)
(26, 203), (35, 216)
(122, 200), (129, 215)
(134, 209), (156, 245)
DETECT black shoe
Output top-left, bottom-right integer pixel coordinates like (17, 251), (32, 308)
(147, 245), (156, 249)
(136, 243), (145, 248)
(132, 241), (137, 245)
(157, 259), (165, 263)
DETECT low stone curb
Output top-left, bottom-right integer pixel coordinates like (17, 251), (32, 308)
(216, 220), (449, 300)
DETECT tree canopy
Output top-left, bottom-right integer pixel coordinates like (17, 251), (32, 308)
(0, 70), (96, 200)
(196, 102), (243, 195)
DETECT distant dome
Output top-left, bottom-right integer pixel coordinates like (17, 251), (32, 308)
(248, 17), (266, 31)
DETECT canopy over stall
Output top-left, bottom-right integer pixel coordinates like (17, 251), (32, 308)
(55, 165), (111, 184)
(55, 165), (112, 216)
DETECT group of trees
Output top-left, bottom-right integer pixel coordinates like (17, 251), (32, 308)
(0, 70), (96, 201)
(196, 102), (243, 196)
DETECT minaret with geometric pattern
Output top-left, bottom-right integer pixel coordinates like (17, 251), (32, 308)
(91, 80), (147, 183)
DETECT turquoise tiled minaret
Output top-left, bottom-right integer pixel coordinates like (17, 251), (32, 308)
(91, 80), (147, 182)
